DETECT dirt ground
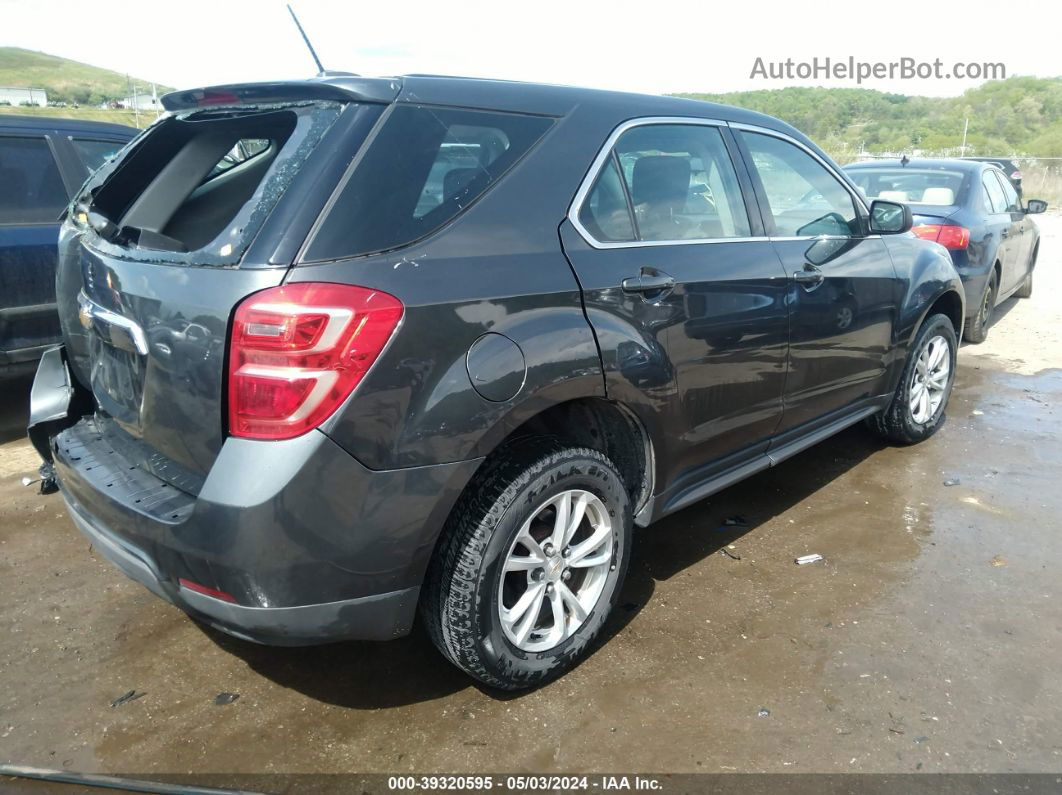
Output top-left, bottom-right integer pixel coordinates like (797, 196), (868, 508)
(1, 217), (1061, 783)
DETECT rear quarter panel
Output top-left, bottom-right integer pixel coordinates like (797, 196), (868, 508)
(290, 110), (612, 470)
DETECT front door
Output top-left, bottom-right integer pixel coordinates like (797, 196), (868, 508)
(561, 120), (790, 495)
(735, 128), (897, 434)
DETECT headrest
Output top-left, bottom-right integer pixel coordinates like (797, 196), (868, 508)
(632, 156), (690, 208)
(921, 187), (955, 205)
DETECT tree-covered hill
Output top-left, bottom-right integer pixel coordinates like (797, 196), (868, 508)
(675, 76), (1062, 160)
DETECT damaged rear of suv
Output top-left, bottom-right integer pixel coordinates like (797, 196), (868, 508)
(30, 75), (963, 690)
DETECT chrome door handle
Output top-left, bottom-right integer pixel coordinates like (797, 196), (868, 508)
(793, 265), (824, 287)
(621, 273), (675, 293)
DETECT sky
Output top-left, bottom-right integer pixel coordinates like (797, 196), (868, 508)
(1, 0), (1059, 97)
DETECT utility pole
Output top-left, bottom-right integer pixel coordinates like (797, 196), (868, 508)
(152, 83), (159, 120)
(960, 117), (969, 157)
(132, 82), (140, 128)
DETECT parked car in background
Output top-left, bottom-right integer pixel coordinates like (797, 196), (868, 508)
(30, 76), (964, 689)
(1, 116), (136, 376)
(961, 156), (1023, 197)
(845, 158), (1046, 343)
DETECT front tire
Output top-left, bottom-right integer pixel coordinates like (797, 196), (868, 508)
(867, 313), (957, 445)
(422, 441), (632, 690)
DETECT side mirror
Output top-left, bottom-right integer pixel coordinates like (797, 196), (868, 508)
(869, 199), (913, 234)
(1025, 199), (1048, 214)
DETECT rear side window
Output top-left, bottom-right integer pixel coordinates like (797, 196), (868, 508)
(71, 138), (126, 173)
(994, 170), (1020, 212)
(577, 123), (751, 244)
(982, 171), (1008, 214)
(0, 135), (67, 224)
(305, 105), (553, 260)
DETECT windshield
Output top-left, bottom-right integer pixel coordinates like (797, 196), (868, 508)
(846, 167), (966, 206)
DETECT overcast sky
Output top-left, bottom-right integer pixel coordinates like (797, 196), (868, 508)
(2, 0), (1058, 97)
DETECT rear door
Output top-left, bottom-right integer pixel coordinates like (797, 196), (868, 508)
(560, 119), (789, 496)
(734, 127), (897, 434)
(991, 169), (1030, 291)
(981, 168), (1022, 291)
(0, 132), (69, 370)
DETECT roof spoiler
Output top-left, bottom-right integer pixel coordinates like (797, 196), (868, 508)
(161, 76), (402, 111)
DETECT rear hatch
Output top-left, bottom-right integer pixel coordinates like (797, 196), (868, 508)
(57, 85), (389, 493)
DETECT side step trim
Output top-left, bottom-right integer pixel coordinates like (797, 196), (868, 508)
(655, 401), (885, 520)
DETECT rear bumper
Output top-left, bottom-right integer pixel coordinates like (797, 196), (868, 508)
(63, 493), (420, 645)
(32, 349), (482, 645)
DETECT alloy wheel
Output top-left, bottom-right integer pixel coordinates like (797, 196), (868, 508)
(909, 335), (951, 424)
(498, 489), (613, 652)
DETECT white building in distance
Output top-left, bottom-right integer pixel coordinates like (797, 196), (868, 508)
(0, 86), (47, 106)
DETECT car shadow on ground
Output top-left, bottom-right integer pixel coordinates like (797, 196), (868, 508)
(201, 423), (886, 708)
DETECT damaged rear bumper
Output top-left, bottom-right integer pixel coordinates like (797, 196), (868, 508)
(29, 346), (480, 646)
(62, 493), (420, 646)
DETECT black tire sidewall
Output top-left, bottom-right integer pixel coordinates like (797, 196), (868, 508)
(897, 315), (957, 440)
(472, 453), (631, 686)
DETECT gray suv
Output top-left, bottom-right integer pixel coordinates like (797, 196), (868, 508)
(29, 75), (963, 689)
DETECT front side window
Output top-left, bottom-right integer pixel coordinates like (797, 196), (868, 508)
(305, 105), (553, 260)
(0, 135), (67, 224)
(982, 171), (1008, 214)
(741, 132), (858, 237)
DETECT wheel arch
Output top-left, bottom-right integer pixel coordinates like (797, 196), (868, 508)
(406, 396), (656, 590)
(915, 288), (965, 343)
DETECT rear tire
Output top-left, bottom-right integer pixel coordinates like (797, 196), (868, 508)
(963, 270), (998, 344)
(867, 313), (957, 445)
(422, 440), (632, 690)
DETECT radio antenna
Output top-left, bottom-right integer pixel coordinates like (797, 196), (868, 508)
(287, 4), (325, 75)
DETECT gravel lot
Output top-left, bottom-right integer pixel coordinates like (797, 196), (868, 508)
(1, 216), (1060, 782)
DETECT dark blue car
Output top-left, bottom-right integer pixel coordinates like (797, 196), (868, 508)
(1, 116), (136, 375)
(844, 158), (1046, 343)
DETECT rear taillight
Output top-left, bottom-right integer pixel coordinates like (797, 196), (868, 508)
(1010, 170), (1022, 181)
(912, 224), (970, 250)
(228, 283), (403, 440)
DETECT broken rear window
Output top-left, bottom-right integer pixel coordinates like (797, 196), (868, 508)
(76, 101), (342, 266)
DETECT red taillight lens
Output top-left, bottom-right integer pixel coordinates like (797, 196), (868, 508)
(912, 224), (970, 250)
(228, 283), (403, 440)
(1010, 170), (1022, 181)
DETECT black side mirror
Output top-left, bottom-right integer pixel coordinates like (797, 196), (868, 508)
(869, 199), (913, 234)
(1025, 199), (1048, 214)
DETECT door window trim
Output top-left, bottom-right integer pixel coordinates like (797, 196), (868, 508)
(568, 116), (767, 249)
(730, 122), (875, 241)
